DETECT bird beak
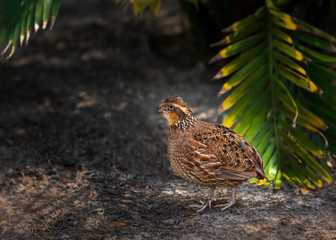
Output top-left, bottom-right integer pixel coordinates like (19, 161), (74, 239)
(158, 104), (166, 113)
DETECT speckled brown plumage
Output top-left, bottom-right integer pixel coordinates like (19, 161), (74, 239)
(158, 95), (269, 212)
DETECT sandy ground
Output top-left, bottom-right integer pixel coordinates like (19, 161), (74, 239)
(0, 1), (335, 239)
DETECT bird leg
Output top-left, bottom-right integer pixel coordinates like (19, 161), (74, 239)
(189, 190), (214, 212)
(217, 188), (237, 211)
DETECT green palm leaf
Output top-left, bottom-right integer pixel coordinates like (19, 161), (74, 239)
(0, 0), (61, 58)
(211, 1), (335, 189)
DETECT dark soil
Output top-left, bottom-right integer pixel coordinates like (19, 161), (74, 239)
(0, 1), (335, 239)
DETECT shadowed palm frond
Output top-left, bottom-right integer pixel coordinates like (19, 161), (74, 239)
(0, 0), (61, 58)
(116, 0), (198, 18)
(210, 1), (335, 189)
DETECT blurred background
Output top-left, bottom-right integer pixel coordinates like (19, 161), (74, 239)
(0, 0), (335, 239)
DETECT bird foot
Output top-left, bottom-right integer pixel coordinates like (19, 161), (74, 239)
(190, 199), (212, 212)
(216, 188), (236, 211)
(190, 191), (214, 212)
(216, 200), (236, 211)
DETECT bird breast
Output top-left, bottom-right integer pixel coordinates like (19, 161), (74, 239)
(168, 130), (196, 178)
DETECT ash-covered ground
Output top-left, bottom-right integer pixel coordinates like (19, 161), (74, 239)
(0, 1), (335, 239)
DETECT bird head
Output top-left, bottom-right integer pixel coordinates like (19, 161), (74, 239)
(158, 95), (195, 127)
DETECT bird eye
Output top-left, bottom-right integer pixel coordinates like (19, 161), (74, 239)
(168, 105), (175, 111)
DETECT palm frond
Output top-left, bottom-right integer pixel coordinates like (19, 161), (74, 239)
(117, 0), (199, 18)
(211, 1), (335, 189)
(128, 0), (162, 17)
(0, 0), (61, 58)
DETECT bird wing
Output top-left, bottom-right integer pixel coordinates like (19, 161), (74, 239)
(192, 121), (268, 181)
(233, 133), (269, 181)
(212, 166), (257, 181)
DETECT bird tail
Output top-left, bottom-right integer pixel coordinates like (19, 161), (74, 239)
(254, 150), (272, 184)
(256, 167), (271, 184)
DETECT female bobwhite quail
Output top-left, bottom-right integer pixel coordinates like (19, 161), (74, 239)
(158, 95), (269, 212)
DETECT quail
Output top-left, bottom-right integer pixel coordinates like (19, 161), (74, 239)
(158, 95), (270, 212)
